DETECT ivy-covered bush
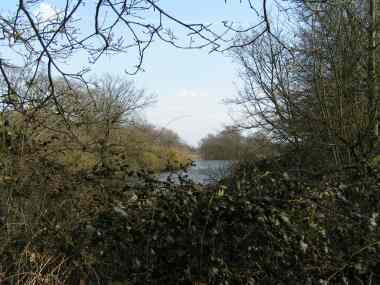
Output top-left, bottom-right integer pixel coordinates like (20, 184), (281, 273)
(0, 158), (380, 284)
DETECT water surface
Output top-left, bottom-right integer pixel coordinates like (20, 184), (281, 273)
(159, 160), (232, 184)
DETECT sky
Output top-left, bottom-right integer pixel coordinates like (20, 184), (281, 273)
(1, 0), (270, 146)
(94, 38), (242, 147)
(89, 0), (259, 146)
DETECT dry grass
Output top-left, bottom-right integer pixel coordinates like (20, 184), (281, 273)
(4, 245), (69, 285)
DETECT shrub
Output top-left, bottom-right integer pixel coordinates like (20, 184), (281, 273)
(1, 156), (380, 284)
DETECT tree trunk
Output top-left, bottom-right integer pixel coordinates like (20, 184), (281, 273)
(368, 0), (378, 142)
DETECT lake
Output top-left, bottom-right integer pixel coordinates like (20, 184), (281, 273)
(158, 160), (233, 185)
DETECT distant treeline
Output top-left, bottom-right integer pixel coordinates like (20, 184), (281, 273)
(198, 126), (278, 161)
(0, 75), (192, 174)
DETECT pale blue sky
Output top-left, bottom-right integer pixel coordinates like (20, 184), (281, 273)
(1, 0), (273, 146)
(87, 1), (258, 146)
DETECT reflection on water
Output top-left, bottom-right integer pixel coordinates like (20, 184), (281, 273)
(158, 160), (233, 185)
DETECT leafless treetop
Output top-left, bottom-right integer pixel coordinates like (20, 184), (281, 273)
(0, 0), (288, 113)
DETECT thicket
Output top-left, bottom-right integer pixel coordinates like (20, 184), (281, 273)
(1, 154), (380, 284)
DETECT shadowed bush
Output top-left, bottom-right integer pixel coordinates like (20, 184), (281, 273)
(1, 157), (380, 284)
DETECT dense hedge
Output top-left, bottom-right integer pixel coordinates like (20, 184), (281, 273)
(0, 159), (380, 284)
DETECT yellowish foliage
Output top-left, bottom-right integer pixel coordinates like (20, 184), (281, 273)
(57, 150), (98, 172)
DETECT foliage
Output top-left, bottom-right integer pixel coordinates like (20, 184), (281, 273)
(1, 152), (380, 284)
(0, 75), (192, 174)
(198, 127), (277, 161)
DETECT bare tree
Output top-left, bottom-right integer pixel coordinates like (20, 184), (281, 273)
(229, 0), (380, 169)
(80, 75), (155, 166)
(229, 32), (299, 143)
(0, 0), (280, 117)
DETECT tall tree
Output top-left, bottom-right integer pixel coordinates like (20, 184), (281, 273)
(230, 0), (380, 169)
